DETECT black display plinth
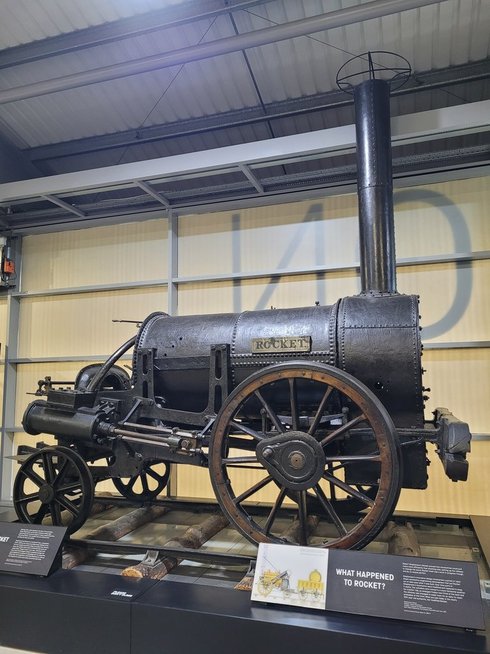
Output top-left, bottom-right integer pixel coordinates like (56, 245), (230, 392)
(0, 570), (488, 654)
(132, 581), (489, 654)
(0, 569), (155, 654)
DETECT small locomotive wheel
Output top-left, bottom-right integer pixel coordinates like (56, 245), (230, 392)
(209, 362), (401, 549)
(13, 446), (94, 535)
(112, 461), (170, 501)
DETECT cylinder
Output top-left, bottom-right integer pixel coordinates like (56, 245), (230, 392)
(354, 79), (397, 294)
(23, 400), (101, 440)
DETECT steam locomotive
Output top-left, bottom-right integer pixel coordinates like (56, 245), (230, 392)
(12, 55), (471, 549)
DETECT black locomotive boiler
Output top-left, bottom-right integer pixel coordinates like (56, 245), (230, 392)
(13, 55), (471, 549)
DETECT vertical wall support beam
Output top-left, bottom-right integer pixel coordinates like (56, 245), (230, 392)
(167, 210), (178, 317)
(0, 237), (22, 503)
(166, 210), (178, 496)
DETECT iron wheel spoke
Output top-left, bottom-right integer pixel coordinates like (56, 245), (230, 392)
(15, 492), (40, 506)
(56, 495), (79, 516)
(319, 413), (366, 447)
(222, 455), (258, 464)
(146, 468), (166, 483)
(56, 482), (82, 494)
(22, 466), (46, 488)
(264, 487), (287, 535)
(53, 458), (70, 488)
(254, 390), (285, 433)
(49, 501), (63, 525)
(233, 475), (273, 505)
(324, 454), (381, 463)
(226, 437), (257, 452)
(127, 477), (138, 491)
(42, 452), (56, 484)
(297, 490), (309, 545)
(308, 386), (333, 435)
(141, 474), (150, 494)
(33, 504), (49, 524)
(327, 462), (337, 500)
(289, 378), (299, 431)
(322, 471), (375, 507)
(313, 484), (347, 536)
(230, 421), (264, 441)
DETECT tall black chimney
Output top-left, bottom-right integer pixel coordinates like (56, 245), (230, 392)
(337, 52), (411, 295)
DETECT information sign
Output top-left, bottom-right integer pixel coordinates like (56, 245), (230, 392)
(0, 521), (66, 576)
(252, 544), (485, 630)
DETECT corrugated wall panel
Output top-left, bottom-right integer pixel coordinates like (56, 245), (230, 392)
(397, 441), (490, 516)
(21, 217), (167, 291)
(178, 272), (360, 315)
(17, 287), (167, 358)
(179, 197), (360, 278)
(0, 297), (8, 361)
(179, 177), (490, 278)
(0, 297), (8, 426)
(393, 177), (490, 257)
(397, 343), (490, 514)
(422, 348), (490, 433)
(398, 260), (490, 344)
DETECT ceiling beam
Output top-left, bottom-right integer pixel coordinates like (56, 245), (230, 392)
(0, 133), (44, 182)
(1, 100), (488, 205)
(0, 0), (268, 70)
(5, 154), (490, 235)
(134, 181), (170, 208)
(0, 0), (448, 105)
(25, 59), (490, 163)
(238, 163), (264, 193)
(41, 194), (86, 217)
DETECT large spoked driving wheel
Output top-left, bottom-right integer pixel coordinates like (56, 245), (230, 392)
(13, 446), (94, 535)
(112, 461), (170, 501)
(209, 362), (401, 549)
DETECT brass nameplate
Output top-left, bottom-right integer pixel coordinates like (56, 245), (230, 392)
(251, 336), (311, 354)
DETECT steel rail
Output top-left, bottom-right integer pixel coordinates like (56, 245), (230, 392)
(68, 537), (255, 566)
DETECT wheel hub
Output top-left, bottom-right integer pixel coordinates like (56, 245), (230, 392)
(289, 451), (306, 470)
(256, 431), (325, 491)
(39, 484), (55, 504)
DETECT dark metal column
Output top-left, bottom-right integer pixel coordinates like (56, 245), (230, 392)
(354, 79), (397, 294)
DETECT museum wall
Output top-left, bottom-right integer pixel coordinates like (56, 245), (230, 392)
(0, 297), (7, 426)
(3, 174), (489, 515)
